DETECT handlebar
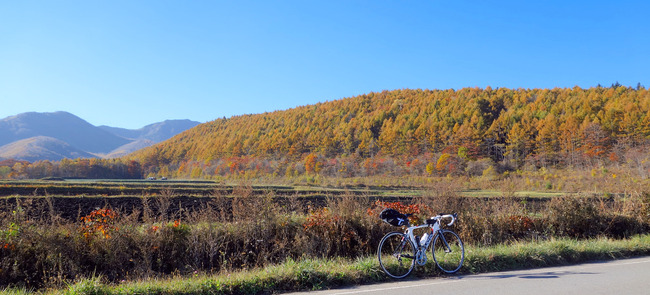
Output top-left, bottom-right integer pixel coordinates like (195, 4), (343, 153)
(433, 213), (458, 226)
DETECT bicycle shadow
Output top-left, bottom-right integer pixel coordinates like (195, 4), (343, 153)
(455, 269), (597, 280)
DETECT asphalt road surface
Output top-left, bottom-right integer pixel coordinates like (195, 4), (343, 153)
(287, 256), (650, 295)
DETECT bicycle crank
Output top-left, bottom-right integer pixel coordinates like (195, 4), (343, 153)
(416, 249), (427, 266)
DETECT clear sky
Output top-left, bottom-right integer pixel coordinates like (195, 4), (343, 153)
(1, 1), (649, 129)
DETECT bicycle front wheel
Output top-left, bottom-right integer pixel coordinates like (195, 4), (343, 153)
(432, 230), (464, 273)
(377, 232), (416, 279)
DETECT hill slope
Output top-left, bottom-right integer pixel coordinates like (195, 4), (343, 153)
(130, 87), (649, 170)
(0, 136), (96, 162)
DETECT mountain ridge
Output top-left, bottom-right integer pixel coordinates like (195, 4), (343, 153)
(0, 111), (199, 162)
(0, 111), (130, 153)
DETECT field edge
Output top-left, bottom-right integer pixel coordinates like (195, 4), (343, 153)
(6, 234), (648, 295)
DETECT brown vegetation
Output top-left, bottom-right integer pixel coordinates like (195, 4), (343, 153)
(1, 185), (648, 289)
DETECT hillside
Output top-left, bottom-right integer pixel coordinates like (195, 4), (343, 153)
(0, 136), (96, 162)
(130, 86), (650, 177)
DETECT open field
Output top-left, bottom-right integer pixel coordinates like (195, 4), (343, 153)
(1, 176), (640, 222)
(0, 179), (596, 223)
(0, 179), (425, 221)
(0, 179), (425, 198)
(1, 177), (648, 291)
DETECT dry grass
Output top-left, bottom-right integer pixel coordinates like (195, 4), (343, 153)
(1, 179), (648, 290)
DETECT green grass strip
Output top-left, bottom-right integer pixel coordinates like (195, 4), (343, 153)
(5, 234), (650, 295)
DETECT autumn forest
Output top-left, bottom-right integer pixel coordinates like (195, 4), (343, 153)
(131, 85), (649, 180)
(1, 86), (649, 181)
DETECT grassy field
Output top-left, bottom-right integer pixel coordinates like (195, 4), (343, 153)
(1, 175), (648, 293)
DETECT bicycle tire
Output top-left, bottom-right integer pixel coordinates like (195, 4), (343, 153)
(431, 229), (464, 273)
(377, 232), (416, 279)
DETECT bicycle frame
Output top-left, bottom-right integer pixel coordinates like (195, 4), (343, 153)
(406, 222), (438, 248)
(402, 214), (455, 266)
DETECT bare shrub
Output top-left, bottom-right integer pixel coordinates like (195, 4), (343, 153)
(231, 182), (278, 224)
(546, 196), (603, 238)
(208, 189), (231, 222)
(426, 178), (460, 199)
(44, 194), (62, 225)
(499, 177), (519, 198)
(186, 223), (228, 271)
(625, 146), (649, 179)
(155, 189), (174, 221)
(140, 194), (153, 223)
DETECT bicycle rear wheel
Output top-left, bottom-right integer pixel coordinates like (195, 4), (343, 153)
(432, 229), (464, 273)
(377, 232), (416, 279)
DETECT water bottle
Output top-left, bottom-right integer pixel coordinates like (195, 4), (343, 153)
(420, 233), (429, 245)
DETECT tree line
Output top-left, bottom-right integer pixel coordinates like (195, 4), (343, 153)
(130, 86), (649, 179)
(0, 158), (142, 180)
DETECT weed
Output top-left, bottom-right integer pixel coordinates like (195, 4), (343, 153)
(64, 276), (110, 295)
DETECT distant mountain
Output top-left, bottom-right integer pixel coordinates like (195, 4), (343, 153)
(0, 136), (96, 162)
(0, 111), (200, 162)
(0, 111), (129, 154)
(99, 120), (200, 142)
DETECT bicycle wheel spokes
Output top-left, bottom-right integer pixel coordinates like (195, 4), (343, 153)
(432, 230), (464, 274)
(378, 232), (415, 278)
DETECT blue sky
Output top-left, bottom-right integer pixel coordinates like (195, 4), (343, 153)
(1, 1), (648, 129)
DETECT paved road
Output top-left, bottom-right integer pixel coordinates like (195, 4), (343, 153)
(287, 257), (650, 295)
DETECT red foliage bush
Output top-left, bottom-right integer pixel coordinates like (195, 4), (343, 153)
(80, 208), (119, 239)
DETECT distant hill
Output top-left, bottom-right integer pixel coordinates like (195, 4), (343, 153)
(0, 111), (129, 154)
(0, 111), (200, 162)
(0, 136), (96, 162)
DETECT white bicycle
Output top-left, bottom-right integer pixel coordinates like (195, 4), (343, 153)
(378, 209), (465, 278)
